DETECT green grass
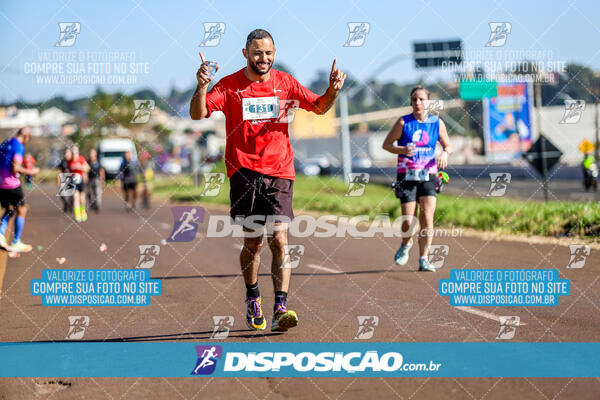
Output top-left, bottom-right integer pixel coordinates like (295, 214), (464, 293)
(32, 169), (59, 184)
(153, 163), (600, 240)
(433, 195), (599, 238)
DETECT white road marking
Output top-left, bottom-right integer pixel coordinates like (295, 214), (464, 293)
(454, 306), (526, 325)
(306, 263), (342, 274)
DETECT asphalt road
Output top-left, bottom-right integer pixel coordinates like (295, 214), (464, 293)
(0, 183), (598, 399)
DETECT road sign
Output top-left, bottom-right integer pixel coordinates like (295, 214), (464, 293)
(523, 135), (563, 176)
(459, 80), (497, 100)
(578, 139), (595, 154)
(413, 39), (462, 68)
(523, 135), (563, 201)
(524, 135), (563, 175)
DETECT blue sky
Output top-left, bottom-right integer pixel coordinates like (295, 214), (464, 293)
(1, 0), (599, 103)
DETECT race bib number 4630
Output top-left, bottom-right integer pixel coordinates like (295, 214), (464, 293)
(242, 96), (279, 120)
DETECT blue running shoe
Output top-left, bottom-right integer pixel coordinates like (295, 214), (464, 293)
(394, 241), (412, 265)
(419, 257), (436, 272)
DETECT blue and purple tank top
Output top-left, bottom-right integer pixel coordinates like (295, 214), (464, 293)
(397, 113), (439, 174)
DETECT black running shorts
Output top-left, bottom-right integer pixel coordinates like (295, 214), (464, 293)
(0, 186), (25, 210)
(229, 168), (294, 226)
(394, 172), (437, 203)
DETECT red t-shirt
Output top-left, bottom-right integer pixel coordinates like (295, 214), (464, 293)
(205, 68), (320, 180)
(23, 154), (36, 169)
(68, 155), (87, 176)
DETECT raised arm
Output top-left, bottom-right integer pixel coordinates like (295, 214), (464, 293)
(313, 59), (346, 115)
(190, 52), (218, 120)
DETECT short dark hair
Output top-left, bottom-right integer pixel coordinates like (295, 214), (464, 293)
(246, 29), (274, 49)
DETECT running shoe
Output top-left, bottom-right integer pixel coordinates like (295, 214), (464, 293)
(0, 233), (9, 250)
(10, 241), (32, 253)
(245, 296), (266, 331)
(394, 241), (412, 266)
(271, 303), (298, 332)
(81, 210), (88, 222)
(419, 257), (436, 272)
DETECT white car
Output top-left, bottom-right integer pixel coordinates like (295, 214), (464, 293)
(352, 156), (373, 169)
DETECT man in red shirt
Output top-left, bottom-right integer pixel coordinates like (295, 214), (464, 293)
(190, 29), (346, 332)
(23, 153), (36, 189)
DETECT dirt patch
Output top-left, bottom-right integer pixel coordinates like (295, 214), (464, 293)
(33, 378), (72, 395)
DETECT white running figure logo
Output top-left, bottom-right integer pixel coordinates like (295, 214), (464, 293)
(194, 346), (218, 373)
(170, 208), (200, 240)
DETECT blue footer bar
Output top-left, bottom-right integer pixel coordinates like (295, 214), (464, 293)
(0, 342), (598, 377)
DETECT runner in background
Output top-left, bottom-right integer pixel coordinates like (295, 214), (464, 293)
(0, 127), (40, 252)
(86, 148), (105, 212)
(116, 150), (143, 212)
(57, 148), (73, 213)
(382, 86), (453, 271)
(582, 151), (598, 191)
(68, 145), (89, 222)
(23, 153), (36, 190)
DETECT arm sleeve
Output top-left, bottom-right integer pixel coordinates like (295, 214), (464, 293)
(288, 76), (320, 112)
(116, 160), (125, 180)
(12, 143), (24, 164)
(205, 80), (226, 118)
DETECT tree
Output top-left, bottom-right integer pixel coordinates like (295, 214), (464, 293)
(273, 62), (293, 75)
